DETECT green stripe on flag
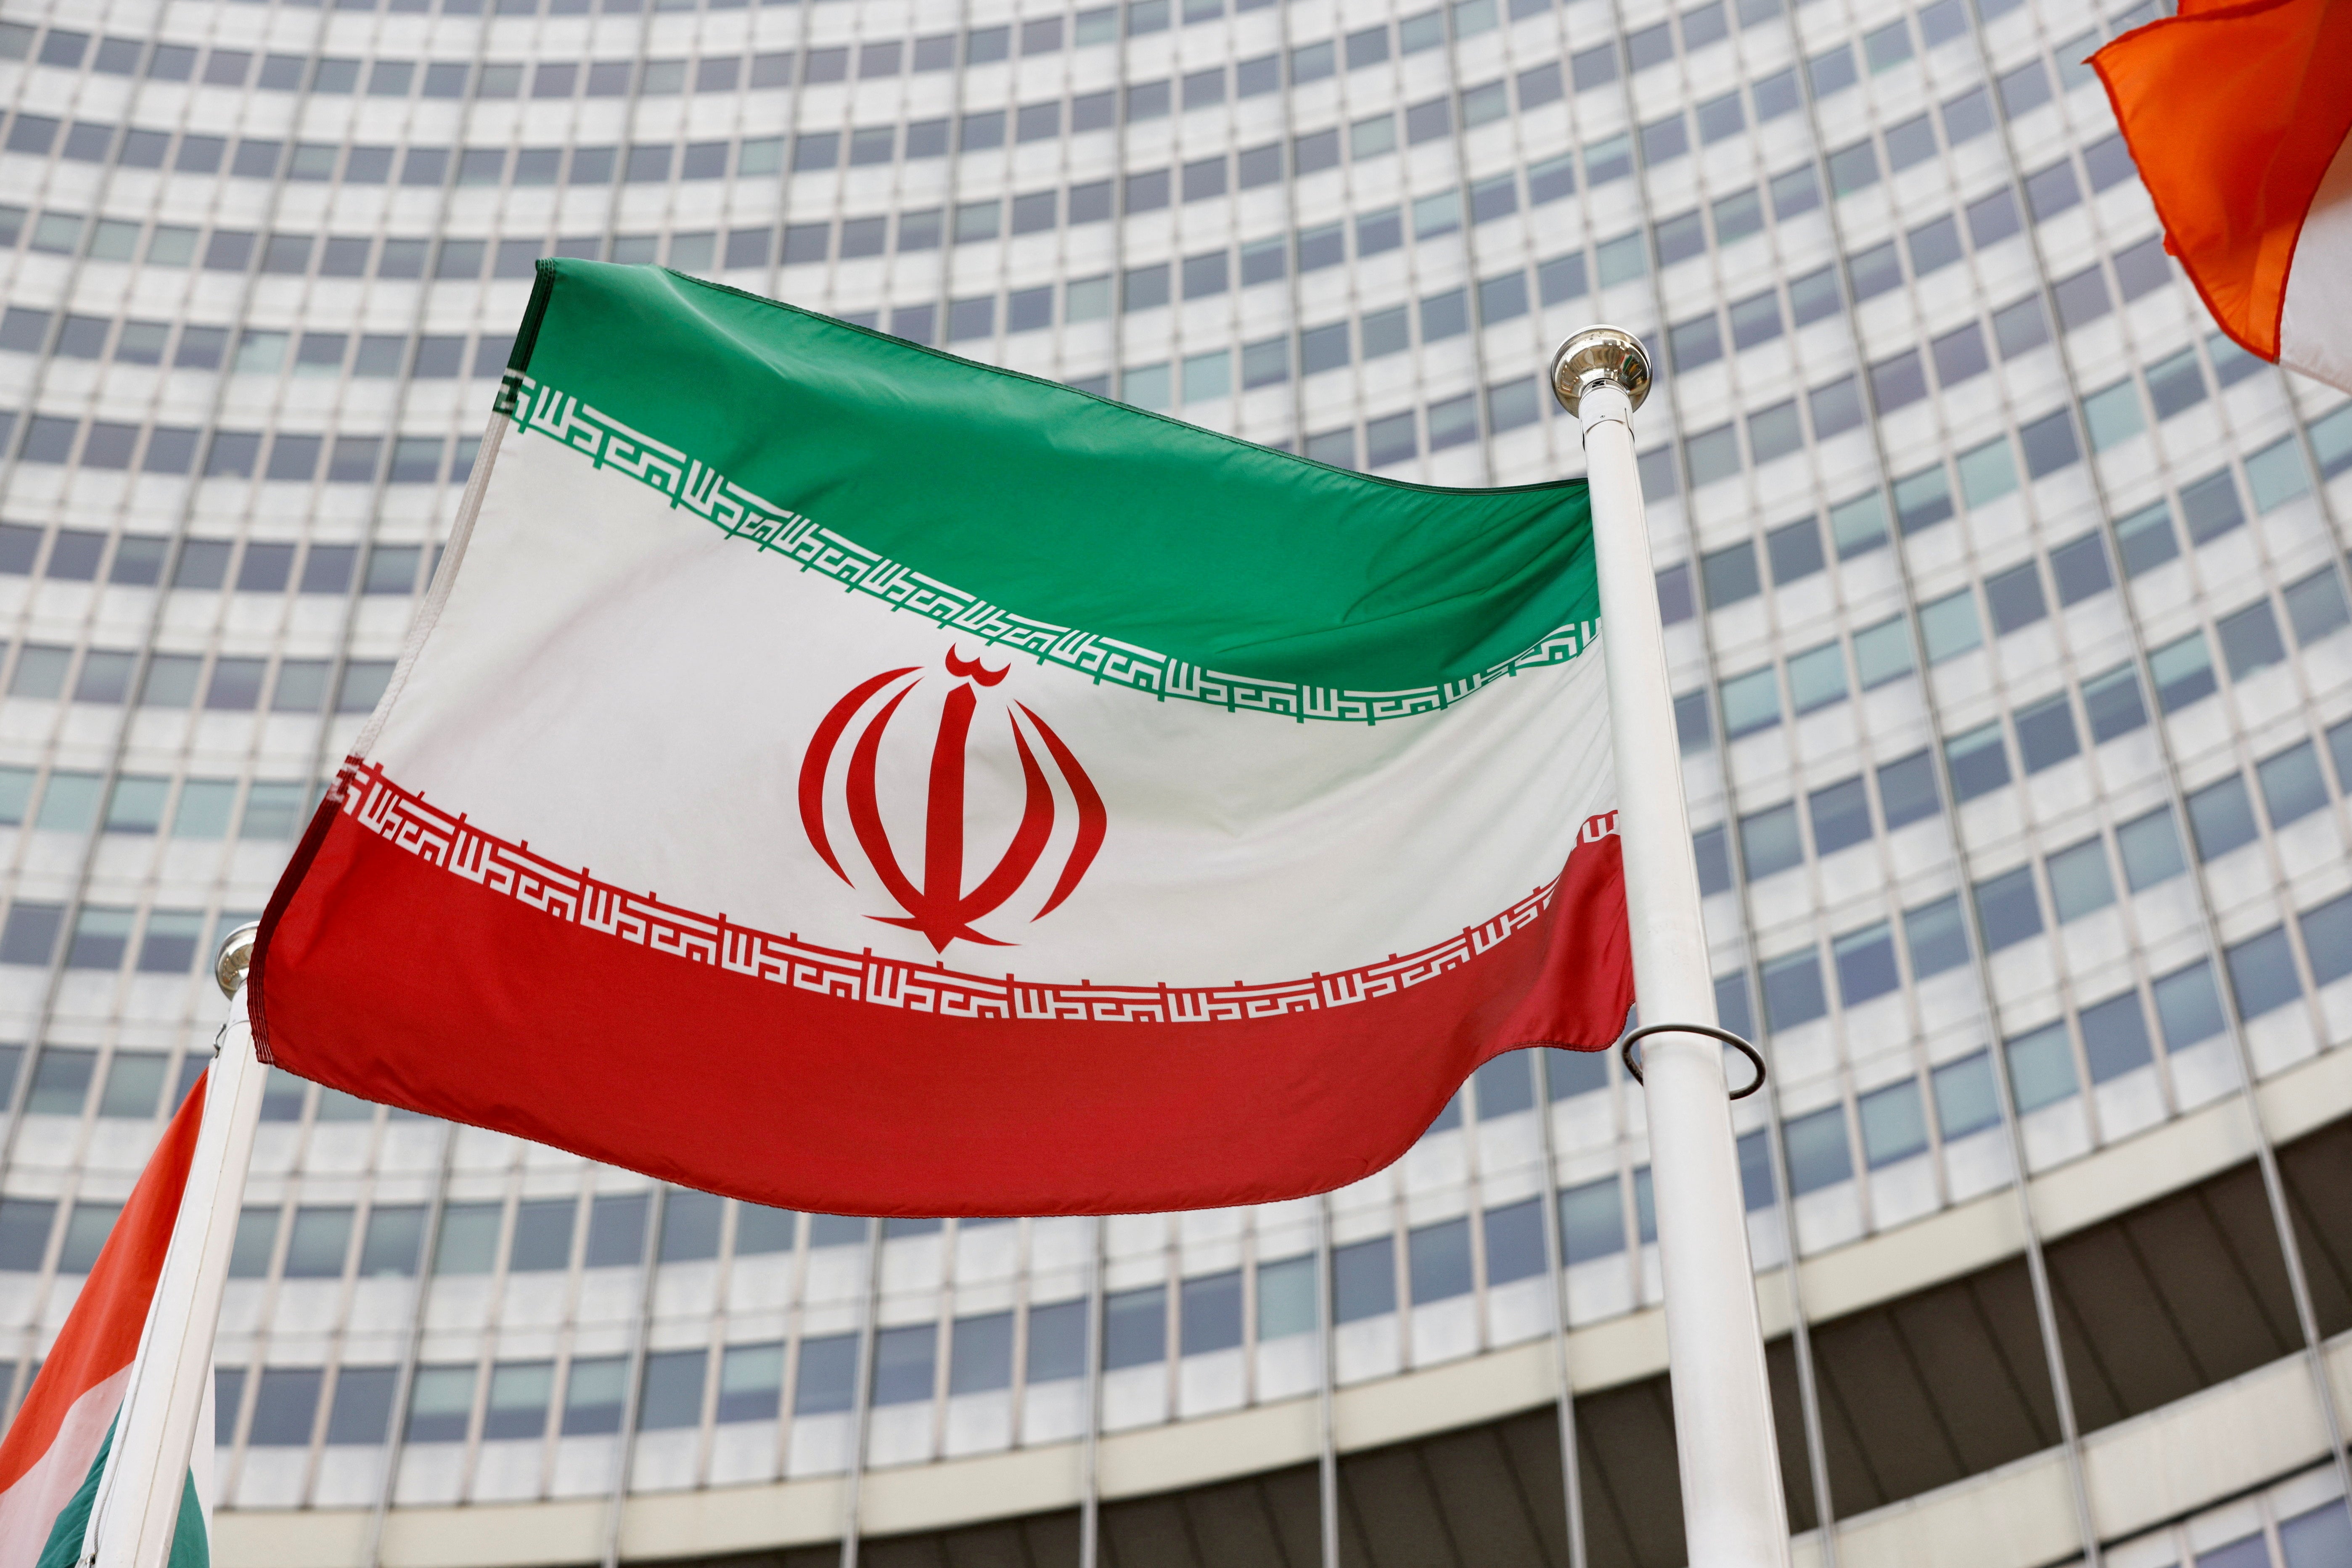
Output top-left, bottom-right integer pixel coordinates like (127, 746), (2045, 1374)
(36, 1420), (208, 1568)
(505, 261), (1599, 698)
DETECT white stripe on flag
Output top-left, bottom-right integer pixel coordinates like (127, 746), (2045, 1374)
(2281, 129), (2352, 394)
(0, 1367), (129, 1561)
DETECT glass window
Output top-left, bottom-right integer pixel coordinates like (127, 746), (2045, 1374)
(2186, 774), (2258, 861)
(1471, 1053), (1534, 1119)
(0, 1194), (57, 1271)
(2047, 838), (2116, 923)
(562, 1356), (628, 1434)
(249, 1367), (323, 1446)
(870, 1325), (936, 1402)
(2303, 891), (2352, 988)
(1546, 1047), (1608, 1103)
(1859, 1080), (1928, 1167)
(1739, 804), (1802, 879)
(2283, 567), (2352, 646)
(1918, 590), (1982, 662)
(2258, 740), (2329, 828)
(1973, 867), (2043, 951)
(2118, 806), (2187, 890)
(2005, 1024), (2077, 1114)
(1933, 1054), (2000, 1139)
(585, 1194), (648, 1265)
(1737, 1130), (1776, 1211)
(284, 1207), (353, 1278)
(2149, 632), (2217, 712)
(1874, 352), (1929, 413)
(733, 1206), (796, 1256)
(1256, 1256), (1315, 1338)
(658, 1190), (722, 1263)
(357, 1205), (423, 1277)
(2050, 532), (2114, 605)
(1905, 895), (1970, 978)
(947, 1314), (1014, 1393)
(1558, 1177), (1625, 1263)
(1852, 615), (1914, 687)
(1477, 1203), (1552, 1288)
(1984, 563), (2047, 635)
(326, 1367), (397, 1445)
(97, 1051), (165, 1118)
(2114, 502), (2179, 577)
(2015, 693), (2080, 773)
(1761, 948), (1826, 1029)
(406, 1364), (476, 1443)
(2226, 927), (2301, 1018)
(433, 1203), (501, 1274)
(1715, 973), (1754, 1041)
(2216, 599), (2286, 680)
(716, 1344), (786, 1427)
(1730, 290), (1783, 349)
(1102, 1286), (1166, 1368)
(1408, 1219), (1473, 1303)
(2144, 346), (2209, 420)
(2180, 470), (2245, 544)
(793, 1335), (857, 1414)
(1945, 723), (2011, 801)
(56, 1202), (120, 1273)
(2281, 1502), (2352, 1567)
(0, 903), (64, 968)
(1675, 691), (1712, 754)
(2153, 960), (2226, 1050)
(1809, 776), (1872, 854)
(1956, 436), (2016, 506)
(64, 906), (130, 970)
(1173, 1271), (1242, 1355)
(1332, 1237), (1395, 1322)
(1878, 751), (1940, 830)
(1782, 1107), (1852, 1194)
(1719, 667), (1780, 738)
(1786, 642), (1847, 713)
(1701, 542), (1759, 608)
(484, 1361), (554, 1440)
(2073, 991), (2154, 1084)
(2246, 435), (2311, 512)
(507, 1200), (574, 1272)
(1833, 922), (1900, 1005)
(2082, 664), (2150, 742)
(2082, 379), (2145, 450)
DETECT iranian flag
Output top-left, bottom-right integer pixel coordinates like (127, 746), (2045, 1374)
(251, 261), (1632, 1216)
(0, 1079), (210, 1565)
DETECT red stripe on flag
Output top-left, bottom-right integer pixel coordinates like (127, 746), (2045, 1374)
(251, 807), (1630, 1216)
(0, 1076), (206, 1495)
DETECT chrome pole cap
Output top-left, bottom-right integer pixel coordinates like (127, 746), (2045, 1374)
(1550, 327), (1653, 416)
(216, 921), (262, 998)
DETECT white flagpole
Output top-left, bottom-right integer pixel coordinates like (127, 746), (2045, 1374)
(81, 923), (271, 1568)
(1553, 330), (1793, 1567)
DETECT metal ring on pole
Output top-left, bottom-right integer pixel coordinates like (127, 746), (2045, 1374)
(1620, 1022), (1767, 1100)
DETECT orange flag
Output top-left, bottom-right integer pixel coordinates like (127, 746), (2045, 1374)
(2092, 0), (2352, 392)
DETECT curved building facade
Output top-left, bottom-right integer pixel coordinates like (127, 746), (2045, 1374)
(4, 0), (2352, 1562)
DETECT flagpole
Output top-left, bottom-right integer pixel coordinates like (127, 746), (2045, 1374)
(81, 923), (271, 1568)
(1552, 329), (1792, 1568)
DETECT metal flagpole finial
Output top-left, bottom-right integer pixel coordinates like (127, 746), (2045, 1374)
(1549, 327), (1653, 418)
(214, 921), (262, 998)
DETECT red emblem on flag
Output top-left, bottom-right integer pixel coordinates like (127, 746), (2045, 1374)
(798, 650), (1106, 953)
